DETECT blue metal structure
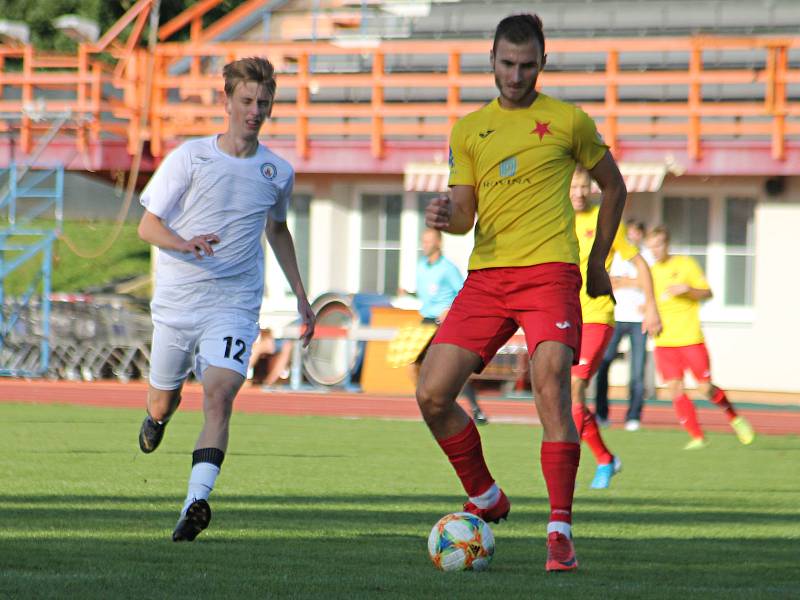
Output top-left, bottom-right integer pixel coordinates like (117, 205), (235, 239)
(0, 162), (63, 377)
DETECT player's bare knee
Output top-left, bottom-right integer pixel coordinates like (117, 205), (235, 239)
(416, 382), (455, 419)
(204, 394), (234, 424)
(697, 382), (713, 397)
(415, 381), (437, 408)
(667, 380), (684, 397)
(535, 377), (567, 404)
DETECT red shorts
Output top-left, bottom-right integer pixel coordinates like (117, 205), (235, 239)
(654, 343), (712, 382)
(571, 323), (614, 380)
(431, 262), (582, 372)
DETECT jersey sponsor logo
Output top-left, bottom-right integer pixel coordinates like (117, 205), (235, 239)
(499, 156), (517, 178)
(556, 320), (572, 329)
(478, 129), (495, 139)
(194, 155), (212, 162)
(481, 176), (532, 188)
(260, 162), (277, 180)
(531, 120), (552, 141)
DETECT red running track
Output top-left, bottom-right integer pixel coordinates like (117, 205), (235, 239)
(0, 379), (797, 435)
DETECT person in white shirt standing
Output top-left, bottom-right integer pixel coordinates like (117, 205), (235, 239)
(594, 221), (651, 431)
(136, 57), (315, 542)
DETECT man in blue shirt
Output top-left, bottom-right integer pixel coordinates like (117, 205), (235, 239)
(416, 228), (487, 424)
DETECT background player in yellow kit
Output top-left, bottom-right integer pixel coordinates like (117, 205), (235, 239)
(569, 167), (661, 488)
(645, 225), (754, 449)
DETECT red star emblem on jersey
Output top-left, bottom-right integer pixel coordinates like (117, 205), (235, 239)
(585, 228), (595, 239)
(531, 120), (552, 140)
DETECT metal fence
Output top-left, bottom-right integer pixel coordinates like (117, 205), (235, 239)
(0, 298), (151, 381)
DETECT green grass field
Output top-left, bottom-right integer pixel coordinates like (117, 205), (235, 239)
(1, 403), (798, 599)
(1, 221), (150, 296)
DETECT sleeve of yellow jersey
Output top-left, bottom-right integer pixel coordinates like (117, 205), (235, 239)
(572, 106), (609, 170)
(613, 222), (639, 262)
(684, 257), (711, 290)
(447, 118), (475, 187)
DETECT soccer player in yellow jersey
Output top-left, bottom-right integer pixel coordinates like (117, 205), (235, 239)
(645, 226), (755, 449)
(418, 14), (628, 572)
(569, 167), (661, 488)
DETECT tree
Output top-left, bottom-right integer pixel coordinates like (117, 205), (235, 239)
(0, 0), (246, 51)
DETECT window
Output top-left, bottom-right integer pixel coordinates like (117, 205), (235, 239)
(661, 195), (756, 310)
(360, 194), (402, 295)
(289, 194), (311, 287)
(663, 196), (709, 271)
(724, 197), (755, 306)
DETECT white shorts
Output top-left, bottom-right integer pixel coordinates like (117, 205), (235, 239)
(149, 307), (260, 390)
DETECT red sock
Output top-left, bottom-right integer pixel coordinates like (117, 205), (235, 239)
(571, 403), (586, 438)
(673, 394), (704, 438)
(710, 388), (737, 421)
(436, 420), (495, 497)
(572, 403), (613, 464)
(541, 441), (581, 524)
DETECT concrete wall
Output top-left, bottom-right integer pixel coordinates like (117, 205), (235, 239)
(605, 178), (800, 394)
(703, 202), (800, 393)
(260, 172), (800, 394)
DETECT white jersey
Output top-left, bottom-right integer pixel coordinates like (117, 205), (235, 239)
(609, 251), (645, 323)
(140, 136), (293, 316)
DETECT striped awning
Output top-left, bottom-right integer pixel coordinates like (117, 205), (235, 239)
(404, 161), (674, 194)
(404, 162), (451, 193)
(592, 162), (671, 194)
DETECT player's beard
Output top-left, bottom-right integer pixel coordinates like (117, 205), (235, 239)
(495, 74), (537, 107)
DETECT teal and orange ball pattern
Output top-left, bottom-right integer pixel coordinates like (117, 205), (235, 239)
(427, 512), (495, 571)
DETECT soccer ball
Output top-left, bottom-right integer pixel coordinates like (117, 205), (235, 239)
(427, 512), (495, 572)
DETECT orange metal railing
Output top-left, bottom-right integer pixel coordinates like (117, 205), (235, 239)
(0, 45), (135, 154)
(1, 35), (798, 162)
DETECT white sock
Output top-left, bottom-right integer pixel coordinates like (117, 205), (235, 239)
(468, 483), (500, 509)
(547, 521), (572, 538)
(182, 462), (220, 515)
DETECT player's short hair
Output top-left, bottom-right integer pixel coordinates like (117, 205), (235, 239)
(223, 57), (276, 98)
(493, 14), (546, 56)
(572, 164), (590, 184)
(647, 224), (670, 242)
(626, 219), (646, 235)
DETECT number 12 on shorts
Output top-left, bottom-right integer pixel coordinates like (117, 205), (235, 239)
(223, 336), (247, 363)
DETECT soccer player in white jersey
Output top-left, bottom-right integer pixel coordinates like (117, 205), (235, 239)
(136, 57), (315, 542)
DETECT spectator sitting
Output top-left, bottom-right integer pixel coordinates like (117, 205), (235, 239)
(248, 328), (294, 387)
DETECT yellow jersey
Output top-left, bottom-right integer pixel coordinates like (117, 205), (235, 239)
(650, 255), (710, 347)
(574, 205), (639, 325)
(448, 94), (608, 271)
